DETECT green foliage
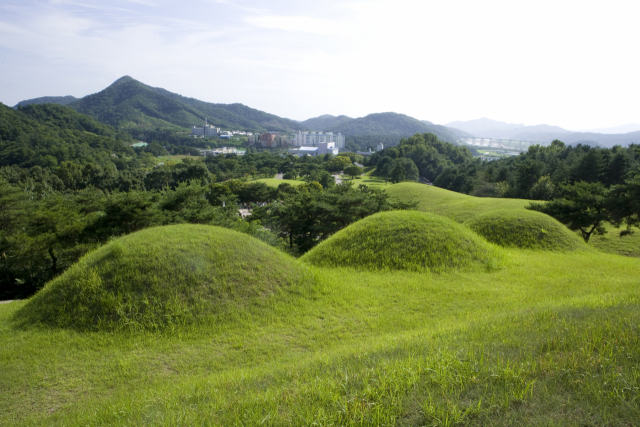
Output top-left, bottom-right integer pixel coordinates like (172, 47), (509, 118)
(528, 181), (610, 243)
(465, 209), (586, 251)
(371, 133), (473, 183)
(385, 182), (530, 223)
(343, 164), (363, 179)
(14, 225), (314, 331)
(437, 142), (639, 201)
(302, 210), (506, 272)
(0, 104), (137, 169)
(391, 162), (405, 183)
(250, 182), (398, 253)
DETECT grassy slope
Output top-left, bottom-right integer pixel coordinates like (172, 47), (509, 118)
(15, 225), (313, 332)
(385, 182), (529, 223)
(1, 249), (639, 425)
(303, 211), (506, 272)
(386, 182), (640, 257)
(465, 209), (586, 251)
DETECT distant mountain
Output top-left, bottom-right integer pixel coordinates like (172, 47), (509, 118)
(14, 95), (79, 108)
(445, 118), (572, 140)
(301, 114), (353, 131)
(560, 131), (640, 148)
(423, 121), (474, 138)
(445, 118), (524, 136)
(301, 112), (457, 142)
(577, 124), (640, 134)
(67, 76), (306, 133)
(446, 117), (640, 147)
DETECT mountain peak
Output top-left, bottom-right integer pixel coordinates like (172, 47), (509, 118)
(109, 75), (138, 87)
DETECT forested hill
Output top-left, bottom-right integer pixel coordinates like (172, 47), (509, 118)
(67, 76), (307, 133)
(322, 112), (460, 143)
(147, 83), (305, 132)
(301, 114), (354, 130)
(0, 103), (137, 168)
(13, 96), (79, 108)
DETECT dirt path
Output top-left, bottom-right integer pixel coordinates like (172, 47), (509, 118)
(0, 300), (14, 304)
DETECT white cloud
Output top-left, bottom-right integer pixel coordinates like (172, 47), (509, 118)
(1, 0), (639, 129)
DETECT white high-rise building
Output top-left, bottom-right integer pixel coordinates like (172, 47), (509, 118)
(191, 117), (219, 137)
(293, 131), (345, 149)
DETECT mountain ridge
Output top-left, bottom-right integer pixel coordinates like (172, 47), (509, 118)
(14, 95), (79, 108)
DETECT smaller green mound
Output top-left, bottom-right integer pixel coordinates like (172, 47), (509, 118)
(301, 211), (506, 272)
(15, 225), (313, 331)
(465, 209), (586, 251)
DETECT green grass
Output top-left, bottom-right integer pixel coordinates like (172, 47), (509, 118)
(15, 225), (314, 332)
(255, 178), (305, 188)
(385, 182), (529, 223)
(588, 223), (640, 258)
(465, 209), (587, 251)
(385, 182), (639, 257)
(302, 211), (506, 272)
(1, 249), (639, 425)
(2, 185), (640, 426)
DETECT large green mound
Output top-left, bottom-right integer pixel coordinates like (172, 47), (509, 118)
(385, 182), (529, 223)
(465, 209), (587, 251)
(15, 225), (312, 331)
(301, 211), (506, 272)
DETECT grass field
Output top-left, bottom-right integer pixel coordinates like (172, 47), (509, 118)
(1, 245), (639, 425)
(2, 184), (640, 426)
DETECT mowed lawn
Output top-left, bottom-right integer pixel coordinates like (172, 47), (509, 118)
(1, 247), (639, 426)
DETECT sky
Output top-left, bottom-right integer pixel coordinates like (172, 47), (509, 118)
(0, 0), (639, 130)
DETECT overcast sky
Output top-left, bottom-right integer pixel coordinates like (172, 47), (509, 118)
(1, 0), (638, 130)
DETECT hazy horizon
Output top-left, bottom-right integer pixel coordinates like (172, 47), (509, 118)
(1, 0), (638, 131)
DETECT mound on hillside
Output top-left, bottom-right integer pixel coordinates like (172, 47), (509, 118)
(15, 225), (312, 331)
(301, 211), (506, 272)
(385, 182), (529, 223)
(464, 210), (586, 251)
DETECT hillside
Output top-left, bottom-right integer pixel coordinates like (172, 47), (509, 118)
(13, 95), (79, 108)
(301, 114), (353, 131)
(66, 76), (306, 133)
(324, 112), (459, 142)
(0, 103), (135, 168)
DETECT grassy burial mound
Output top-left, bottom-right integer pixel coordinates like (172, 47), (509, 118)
(385, 182), (529, 223)
(465, 209), (587, 251)
(302, 210), (506, 272)
(15, 224), (312, 331)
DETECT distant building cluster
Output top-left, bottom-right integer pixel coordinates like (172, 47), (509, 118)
(198, 147), (245, 156)
(292, 131), (345, 149)
(190, 118), (254, 139)
(191, 118), (220, 137)
(357, 143), (384, 156)
(289, 142), (339, 157)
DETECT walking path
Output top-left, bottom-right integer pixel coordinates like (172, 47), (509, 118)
(332, 174), (342, 184)
(0, 300), (14, 304)
(274, 173), (283, 179)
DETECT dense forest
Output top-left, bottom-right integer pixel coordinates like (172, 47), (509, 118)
(0, 102), (417, 299)
(2, 101), (639, 299)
